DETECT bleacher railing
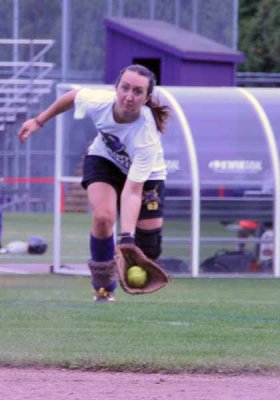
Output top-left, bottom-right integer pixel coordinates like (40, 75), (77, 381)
(0, 39), (55, 131)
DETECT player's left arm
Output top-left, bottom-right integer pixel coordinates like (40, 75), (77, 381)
(120, 139), (158, 235)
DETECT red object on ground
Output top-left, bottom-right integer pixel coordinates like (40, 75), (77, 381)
(239, 220), (259, 230)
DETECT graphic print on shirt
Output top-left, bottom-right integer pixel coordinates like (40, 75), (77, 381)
(100, 130), (131, 171)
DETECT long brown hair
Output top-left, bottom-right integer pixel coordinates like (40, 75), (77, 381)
(115, 64), (171, 133)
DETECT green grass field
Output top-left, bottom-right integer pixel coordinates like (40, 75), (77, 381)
(0, 274), (280, 373)
(1, 212), (278, 374)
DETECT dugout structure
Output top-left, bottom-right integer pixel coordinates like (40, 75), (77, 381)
(53, 84), (280, 277)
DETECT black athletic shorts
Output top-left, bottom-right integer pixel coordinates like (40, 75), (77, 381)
(82, 155), (165, 220)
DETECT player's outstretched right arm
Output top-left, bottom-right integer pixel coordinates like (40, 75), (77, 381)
(18, 89), (79, 142)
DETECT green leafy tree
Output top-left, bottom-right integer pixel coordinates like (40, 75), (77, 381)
(239, 0), (280, 71)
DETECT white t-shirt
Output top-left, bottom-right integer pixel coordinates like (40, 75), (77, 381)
(74, 88), (167, 183)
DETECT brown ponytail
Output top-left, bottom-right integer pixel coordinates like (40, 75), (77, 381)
(146, 96), (171, 133)
(115, 64), (171, 133)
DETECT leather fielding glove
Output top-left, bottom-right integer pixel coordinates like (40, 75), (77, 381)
(116, 233), (170, 295)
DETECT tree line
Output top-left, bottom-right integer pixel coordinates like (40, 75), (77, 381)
(239, 0), (280, 72)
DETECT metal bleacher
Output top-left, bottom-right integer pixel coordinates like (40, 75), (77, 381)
(0, 39), (55, 132)
(0, 39), (55, 212)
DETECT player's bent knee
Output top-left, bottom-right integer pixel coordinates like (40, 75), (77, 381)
(92, 213), (115, 236)
(135, 227), (162, 260)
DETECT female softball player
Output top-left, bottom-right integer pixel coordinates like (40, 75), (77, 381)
(18, 64), (171, 302)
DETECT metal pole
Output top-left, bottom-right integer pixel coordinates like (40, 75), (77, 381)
(13, 0), (19, 72)
(118, 0), (124, 17)
(53, 86), (64, 272)
(192, 0), (198, 33)
(23, 42), (34, 211)
(175, 0), (180, 26)
(107, 0), (113, 16)
(62, 0), (70, 82)
(149, 0), (155, 20)
(232, 0), (239, 49)
(13, 0), (20, 192)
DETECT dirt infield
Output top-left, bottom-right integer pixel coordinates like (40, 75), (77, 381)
(1, 368), (280, 400)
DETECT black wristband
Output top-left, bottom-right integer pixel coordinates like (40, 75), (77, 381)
(118, 232), (135, 245)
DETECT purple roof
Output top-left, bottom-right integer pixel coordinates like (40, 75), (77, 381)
(104, 17), (244, 63)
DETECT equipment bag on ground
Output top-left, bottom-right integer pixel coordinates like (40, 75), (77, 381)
(200, 250), (255, 273)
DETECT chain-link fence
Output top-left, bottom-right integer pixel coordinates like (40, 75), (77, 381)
(0, 0), (237, 81)
(0, 0), (238, 212)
